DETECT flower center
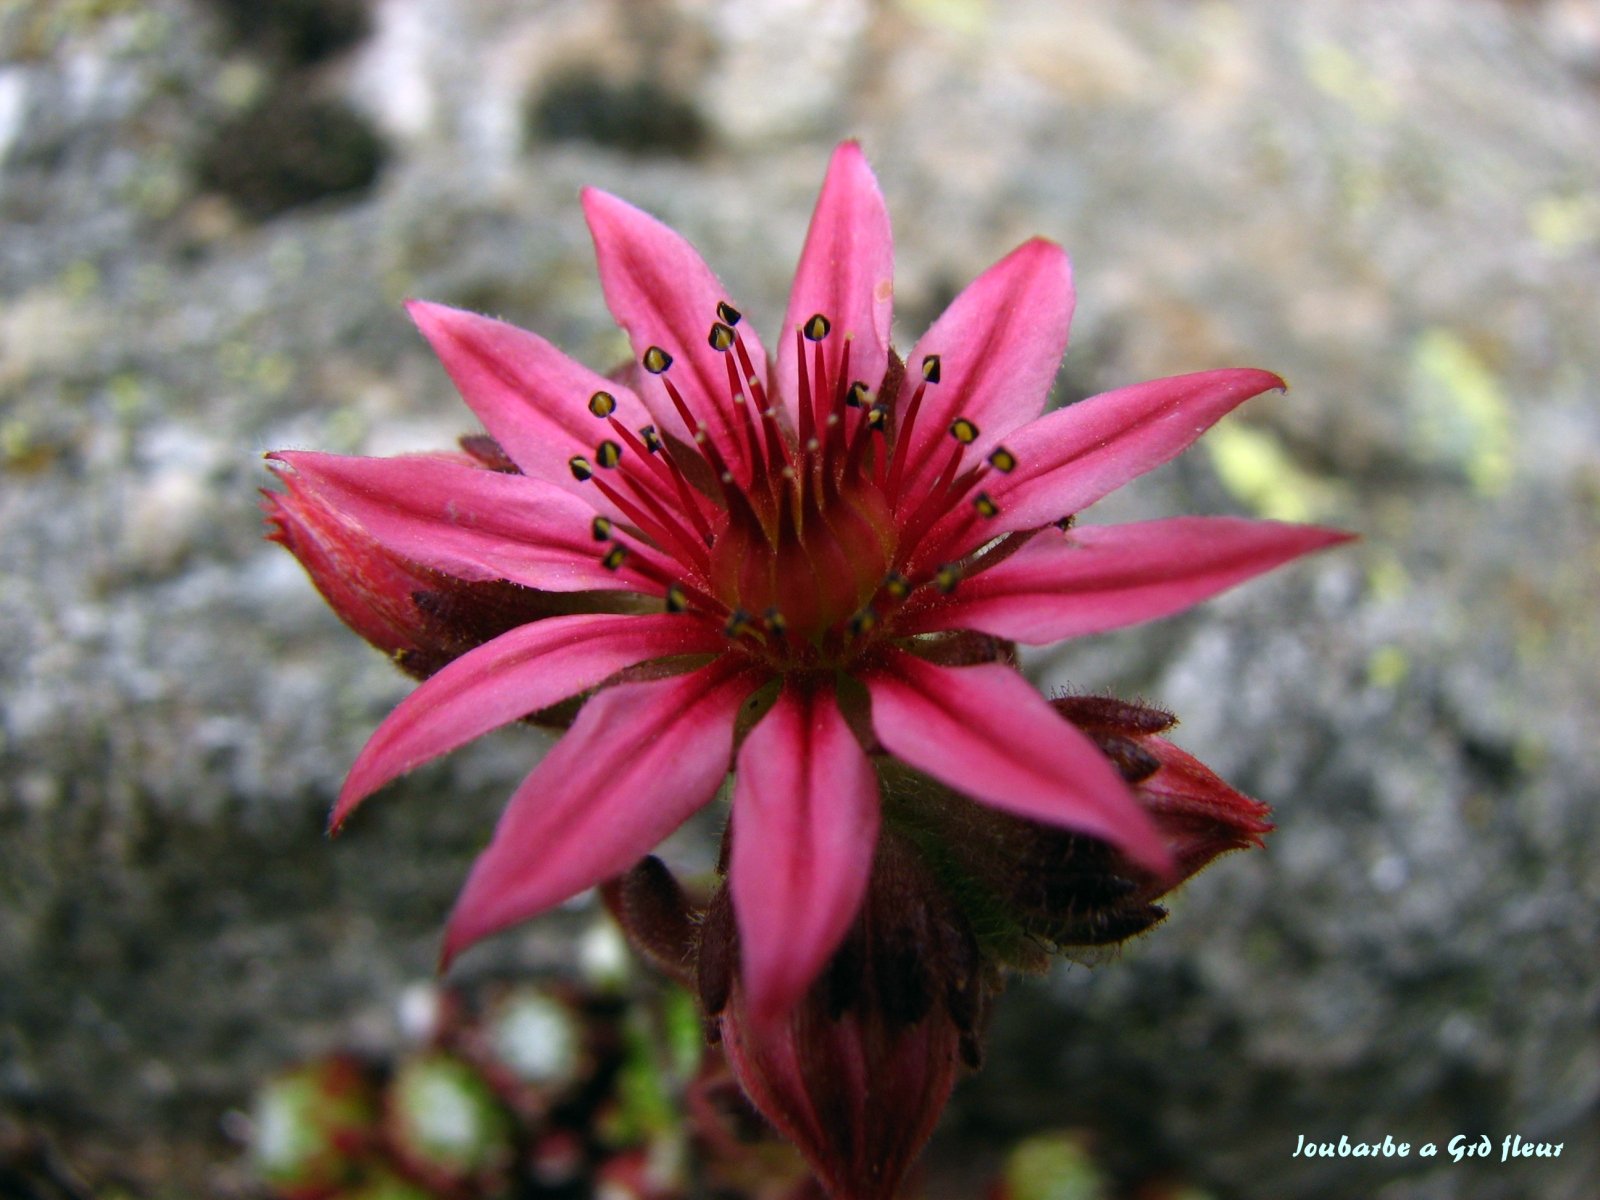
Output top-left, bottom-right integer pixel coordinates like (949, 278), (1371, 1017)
(570, 304), (1016, 668)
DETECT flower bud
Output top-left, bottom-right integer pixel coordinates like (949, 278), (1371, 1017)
(263, 451), (570, 682)
(705, 832), (983, 1200)
(1051, 695), (1272, 899)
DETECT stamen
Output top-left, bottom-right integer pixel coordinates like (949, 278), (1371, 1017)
(601, 544), (628, 571)
(934, 564), (961, 594)
(722, 352), (779, 479)
(591, 515), (613, 541)
(607, 418), (716, 547)
(949, 417), (979, 444)
(845, 381), (870, 408)
(763, 607), (788, 637)
(1056, 514), (1077, 531)
(596, 439), (623, 469)
(803, 313), (832, 341)
(882, 572), (910, 602)
(716, 301), (742, 327)
(841, 402), (888, 481)
(586, 468), (711, 573)
(724, 609), (756, 639)
(708, 322), (736, 352)
(987, 446), (1017, 474)
(972, 491), (1000, 519)
(732, 333), (772, 423)
(568, 455), (593, 481)
(847, 606), (877, 637)
(661, 373), (743, 487)
(588, 390), (617, 418)
(665, 583), (689, 613)
(887, 363), (937, 500)
(643, 346), (673, 374)
(717, 342), (766, 485)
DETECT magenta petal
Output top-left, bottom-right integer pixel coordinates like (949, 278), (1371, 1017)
(442, 660), (756, 966)
(267, 451), (629, 593)
(731, 684), (880, 1026)
(895, 238), (1074, 499)
(866, 653), (1171, 875)
(905, 517), (1356, 643)
(582, 188), (767, 473)
(981, 368), (1287, 540)
(406, 301), (653, 508)
(333, 613), (727, 828)
(777, 141), (893, 430)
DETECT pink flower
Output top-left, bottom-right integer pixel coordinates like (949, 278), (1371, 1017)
(267, 141), (1348, 1031)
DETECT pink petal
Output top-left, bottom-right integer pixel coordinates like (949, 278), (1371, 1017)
(865, 652), (1170, 874)
(979, 368), (1286, 541)
(333, 613), (728, 828)
(776, 141), (893, 430)
(731, 683), (880, 1026)
(406, 301), (654, 509)
(441, 660), (757, 966)
(267, 451), (632, 593)
(582, 188), (768, 475)
(903, 517), (1355, 643)
(894, 239), (1074, 503)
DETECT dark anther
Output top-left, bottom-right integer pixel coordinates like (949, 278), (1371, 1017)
(934, 564), (961, 594)
(596, 440), (623, 469)
(950, 417), (979, 444)
(846, 381), (871, 408)
(640, 425), (664, 453)
(643, 346), (673, 374)
(568, 455), (593, 481)
(920, 354), (942, 383)
(883, 572), (910, 601)
(987, 446), (1017, 473)
(763, 607), (788, 636)
(716, 300), (742, 327)
(665, 584), (688, 613)
(724, 609), (753, 638)
(866, 404), (889, 431)
(588, 390), (617, 418)
(708, 322), (736, 352)
(1055, 514), (1077, 531)
(591, 515), (613, 541)
(973, 491), (999, 518)
(848, 606), (878, 636)
(601, 545), (628, 571)
(803, 313), (832, 341)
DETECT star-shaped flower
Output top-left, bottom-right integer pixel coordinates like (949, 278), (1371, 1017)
(267, 141), (1347, 1035)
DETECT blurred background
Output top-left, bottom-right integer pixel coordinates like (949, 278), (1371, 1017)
(2, 0), (1598, 1196)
